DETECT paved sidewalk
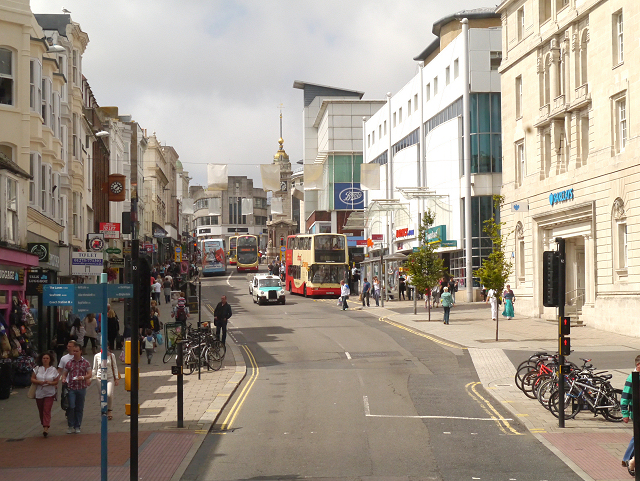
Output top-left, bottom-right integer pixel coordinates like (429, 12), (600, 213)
(358, 299), (638, 481)
(0, 296), (246, 481)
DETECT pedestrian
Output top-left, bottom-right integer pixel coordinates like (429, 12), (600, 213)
(373, 276), (381, 306)
(340, 279), (350, 310)
(172, 292), (190, 324)
(448, 278), (456, 303)
(83, 313), (98, 355)
(31, 351), (59, 437)
(163, 276), (172, 304)
(153, 278), (162, 305)
(143, 329), (156, 364)
(107, 305), (119, 351)
(62, 341), (92, 434)
(69, 317), (85, 349)
(621, 354), (640, 476)
(362, 277), (371, 307)
(399, 275), (406, 300)
(452, 280), (459, 304)
(502, 285), (516, 320)
(432, 285), (440, 308)
(92, 345), (119, 420)
(486, 287), (498, 321)
(481, 285), (488, 302)
(213, 295), (232, 345)
(441, 287), (454, 324)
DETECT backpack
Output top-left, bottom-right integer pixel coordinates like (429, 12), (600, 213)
(144, 336), (154, 350)
(176, 305), (187, 323)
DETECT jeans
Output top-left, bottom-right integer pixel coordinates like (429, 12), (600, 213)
(67, 388), (87, 429)
(216, 320), (228, 345)
(443, 306), (451, 324)
(624, 437), (635, 462)
(362, 291), (370, 307)
(342, 295), (349, 310)
(374, 291), (380, 306)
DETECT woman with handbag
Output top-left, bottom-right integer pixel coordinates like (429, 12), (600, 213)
(30, 351), (59, 437)
(92, 345), (120, 420)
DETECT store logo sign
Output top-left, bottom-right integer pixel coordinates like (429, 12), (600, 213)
(28, 242), (49, 262)
(338, 187), (363, 204)
(549, 188), (574, 206)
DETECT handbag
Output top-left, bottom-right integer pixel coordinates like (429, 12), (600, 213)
(61, 383), (69, 410)
(27, 382), (36, 399)
(213, 317), (220, 327)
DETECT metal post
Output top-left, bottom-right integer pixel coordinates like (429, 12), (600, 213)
(130, 239), (139, 481)
(557, 237), (566, 428)
(99, 273), (108, 481)
(198, 280), (202, 379)
(177, 340), (184, 428)
(462, 18), (473, 303)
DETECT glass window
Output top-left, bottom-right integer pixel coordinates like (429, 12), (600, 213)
(6, 176), (18, 242)
(478, 94), (491, 133)
(491, 94), (501, 132)
(0, 48), (13, 105)
(453, 59), (459, 79)
(470, 94), (478, 134)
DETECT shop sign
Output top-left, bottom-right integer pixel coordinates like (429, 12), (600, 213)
(395, 228), (415, 239)
(28, 242), (49, 262)
(427, 225), (447, 244)
(99, 222), (121, 239)
(334, 183), (365, 210)
(175, 246), (182, 262)
(153, 223), (167, 238)
(71, 252), (104, 276)
(87, 233), (105, 252)
(26, 269), (54, 295)
(549, 188), (574, 206)
(0, 264), (24, 285)
(109, 257), (125, 268)
(511, 201), (529, 212)
(356, 240), (367, 246)
(372, 234), (383, 241)
(144, 243), (154, 253)
(440, 240), (458, 248)
(413, 247), (419, 252)
(106, 247), (121, 254)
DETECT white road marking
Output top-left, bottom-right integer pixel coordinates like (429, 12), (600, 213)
(345, 352), (352, 360)
(226, 272), (233, 286)
(362, 396), (512, 421)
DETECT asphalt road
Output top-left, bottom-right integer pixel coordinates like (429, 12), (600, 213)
(183, 268), (582, 481)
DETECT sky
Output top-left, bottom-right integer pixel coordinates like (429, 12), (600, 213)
(30, 0), (495, 189)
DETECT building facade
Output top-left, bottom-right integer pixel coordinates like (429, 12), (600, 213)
(363, 8), (502, 299)
(498, 0), (640, 332)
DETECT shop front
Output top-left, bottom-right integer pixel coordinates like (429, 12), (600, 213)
(0, 247), (38, 323)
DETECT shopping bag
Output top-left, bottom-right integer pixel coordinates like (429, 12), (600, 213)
(156, 332), (164, 346)
(61, 384), (69, 410)
(27, 382), (36, 399)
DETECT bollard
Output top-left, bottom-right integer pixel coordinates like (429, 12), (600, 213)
(176, 341), (184, 428)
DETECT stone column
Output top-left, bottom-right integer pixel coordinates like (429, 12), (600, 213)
(583, 234), (593, 306)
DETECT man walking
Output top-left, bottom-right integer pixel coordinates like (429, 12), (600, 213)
(621, 355), (640, 476)
(361, 277), (371, 307)
(213, 295), (233, 345)
(62, 341), (91, 433)
(340, 280), (350, 310)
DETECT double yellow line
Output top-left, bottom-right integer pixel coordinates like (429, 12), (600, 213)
(378, 317), (467, 350)
(466, 382), (521, 435)
(219, 344), (259, 431)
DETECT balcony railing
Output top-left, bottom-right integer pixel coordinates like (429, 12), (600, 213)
(575, 83), (589, 101)
(553, 94), (565, 111)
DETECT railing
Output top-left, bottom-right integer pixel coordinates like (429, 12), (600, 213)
(575, 84), (589, 101)
(567, 288), (585, 307)
(539, 103), (550, 117)
(553, 94), (566, 111)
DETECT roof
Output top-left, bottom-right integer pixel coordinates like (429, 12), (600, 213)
(0, 152), (31, 179)
(293, 80), (364, 107)
(413, 38), (440, 62)
(431, 7), (498, 36)
(34, 14), (71, 36)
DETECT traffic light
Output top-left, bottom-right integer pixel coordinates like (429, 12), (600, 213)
(560, 317), (571, 336)
(560, 337), (571, 356)
(543, 251), (560, 307)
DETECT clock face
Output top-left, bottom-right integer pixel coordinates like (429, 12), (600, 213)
(280, 181), (287, 192)
(110, 181), (124, 194)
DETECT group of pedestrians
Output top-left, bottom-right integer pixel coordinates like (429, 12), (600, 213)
(485, 285), (516, 321)
(360, 276), (381, 307)
(268, 261), (285, 280)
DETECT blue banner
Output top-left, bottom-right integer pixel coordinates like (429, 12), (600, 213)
(334, 183), (365, 210)
(43, 285), (75, 306)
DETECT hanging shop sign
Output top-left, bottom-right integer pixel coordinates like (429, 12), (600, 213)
(549, 188), (574, 207)
(427, 225), (447, 244)
(27, 242), (49, 262)
(152, 222), (168, 238)
(26, 269), (54, 296)
(109, 257), (125, 268)
(71, 252), (104, 276)
(99, 222), (121, 239)
(0, 264), (24, 285)
(106, 247), (121, 254)
(87, 233), (105, 252)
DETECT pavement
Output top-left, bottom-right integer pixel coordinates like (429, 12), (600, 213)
(1, 292), (638, 480)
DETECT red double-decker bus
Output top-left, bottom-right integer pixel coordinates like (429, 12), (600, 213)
(285, 234), (349, 297)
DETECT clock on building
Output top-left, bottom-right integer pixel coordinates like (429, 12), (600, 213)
(110, 180), (124, 194)
(280, 181), (288, 192)
(107, 173), (127, 202)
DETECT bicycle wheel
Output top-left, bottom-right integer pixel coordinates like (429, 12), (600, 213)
(210, 340), (226, 361)
(163, 347), (176, 364)
(549, 389), (581, 419)
(515, 365), (535, 392)
(183, 350), (196, 375)
(601, 388), (623, 422)
(536, 377), (557, 409)
(205, 346), (223, 371)
(522, 371), (543, 399)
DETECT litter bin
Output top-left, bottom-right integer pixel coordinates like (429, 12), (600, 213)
(188, 295), (198, 314)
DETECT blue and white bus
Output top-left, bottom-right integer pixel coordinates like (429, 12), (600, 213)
(200, 238), (227, 276)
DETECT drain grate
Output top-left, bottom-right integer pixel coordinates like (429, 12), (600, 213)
(348, 351), (402, 358)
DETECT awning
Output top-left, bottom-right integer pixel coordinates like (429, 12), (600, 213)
(152, 222), (168, 238)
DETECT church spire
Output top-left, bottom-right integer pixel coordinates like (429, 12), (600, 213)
(274, 109), (289, 163)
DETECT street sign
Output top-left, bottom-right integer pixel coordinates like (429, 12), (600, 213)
(74, 284), (105, 317)
(175, 246), (182, 262)
(106, 247), (121, 254)
(107, 284), (134, 298)
(99, 222), (121, 239)
(72, 252), (104, 276)
(43, 285), (75, 306)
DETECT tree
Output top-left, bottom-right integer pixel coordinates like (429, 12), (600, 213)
(474, 195), (514, 340)
(406, 210), (445, 321)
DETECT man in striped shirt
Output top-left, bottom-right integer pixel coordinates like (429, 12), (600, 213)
(62, 342), (92, 434)
(620, 354), (640, 475)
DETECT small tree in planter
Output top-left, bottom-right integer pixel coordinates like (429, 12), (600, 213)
(406, 210), (445, 321)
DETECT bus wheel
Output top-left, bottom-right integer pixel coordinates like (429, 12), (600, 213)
(288, 282), (292, 294)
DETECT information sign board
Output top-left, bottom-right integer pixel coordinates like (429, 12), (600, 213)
(74, 284), (105, 317)
(107, 284), (134, 299)
(43, 285), (75, 306)
(99, 222), (121, 239)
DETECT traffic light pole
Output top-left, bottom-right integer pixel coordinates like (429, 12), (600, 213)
(556, 237), (566, 429)
(130, 238), (139, 480)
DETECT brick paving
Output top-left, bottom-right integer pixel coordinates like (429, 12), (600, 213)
(0, 297), (246, 481)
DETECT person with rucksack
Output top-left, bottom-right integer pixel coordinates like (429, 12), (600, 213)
(143, 329), (156, 364)
(172, 292), (189, 324)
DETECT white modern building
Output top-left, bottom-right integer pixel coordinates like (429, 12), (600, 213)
(498, 0), (640, 333)
(363, 8), (502, 299)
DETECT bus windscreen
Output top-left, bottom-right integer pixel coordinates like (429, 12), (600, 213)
(314, 235), (346, 263)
